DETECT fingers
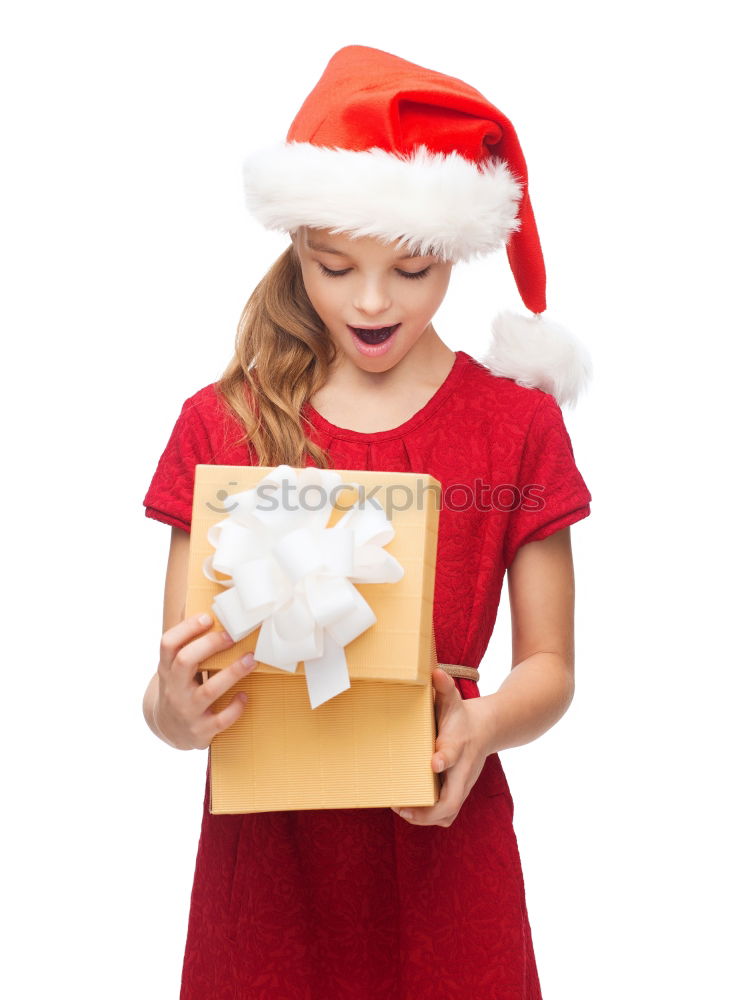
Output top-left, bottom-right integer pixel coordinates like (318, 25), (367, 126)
(391, 729), (466, 826)
(172, 689), (249, 751)
(391, 776), (461, 828)
(391, 807), (414, 820)
(159, 657), (255, 749)
(160, 613), (215, 664)
(432, 667), (460, 693)
(433, 729), (457, 775)
(159, 614), (237, 683)
(173, 629), (238, 681)
(206, 691), (250, 742)
(154, 613), (260, 750)
(197, 653), (258, 710)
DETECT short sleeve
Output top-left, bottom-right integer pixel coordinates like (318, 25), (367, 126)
(143, 392), (214, 532)
(502, 393), (592, 567)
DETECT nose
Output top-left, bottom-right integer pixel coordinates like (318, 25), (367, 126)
(352, 276), (392, 318)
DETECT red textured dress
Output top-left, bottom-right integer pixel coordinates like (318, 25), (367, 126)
(143, 350), (592, 1000)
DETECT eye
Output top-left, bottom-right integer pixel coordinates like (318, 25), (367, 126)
(316, 263), (351, 278)
(397, 267), (432, 280)
(315, 262), (432, 280)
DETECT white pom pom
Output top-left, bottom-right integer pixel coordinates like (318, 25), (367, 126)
(480, 311), (593, 407)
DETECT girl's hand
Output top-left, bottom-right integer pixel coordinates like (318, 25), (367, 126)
(153, 613), (258, 750)
(390, 668), (493, 827)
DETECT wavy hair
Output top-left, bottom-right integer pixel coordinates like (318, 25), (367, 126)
(217, 243), (335, 468)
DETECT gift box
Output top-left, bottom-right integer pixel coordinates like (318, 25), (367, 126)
(185, 464), (442, 814)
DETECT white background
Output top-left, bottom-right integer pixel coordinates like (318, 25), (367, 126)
(2, 2), (748, 997)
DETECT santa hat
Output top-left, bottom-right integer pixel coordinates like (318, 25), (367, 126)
(243, 45), (592, 407)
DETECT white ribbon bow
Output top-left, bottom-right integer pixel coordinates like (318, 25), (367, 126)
(203, 465), (405, 709)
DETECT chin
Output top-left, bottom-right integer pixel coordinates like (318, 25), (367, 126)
(350, 350), (399, 369)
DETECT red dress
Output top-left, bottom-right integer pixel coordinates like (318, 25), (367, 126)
(143, 350), (591, 999)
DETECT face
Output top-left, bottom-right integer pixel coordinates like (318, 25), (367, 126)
(292, 226), (452, 373)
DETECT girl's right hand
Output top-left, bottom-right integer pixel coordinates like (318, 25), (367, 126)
(153, 613), (258, 750)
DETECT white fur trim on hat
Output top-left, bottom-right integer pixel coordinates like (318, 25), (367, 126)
(243, 142), (524, 262)
(481, 311), (593, 408)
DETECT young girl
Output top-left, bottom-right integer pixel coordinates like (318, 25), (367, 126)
(142, 45), (592, 999)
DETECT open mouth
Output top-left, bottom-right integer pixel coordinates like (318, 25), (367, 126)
(348, 324), (400, 345)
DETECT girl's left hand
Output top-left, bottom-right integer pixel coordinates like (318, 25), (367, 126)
(390, 668), (494, 828)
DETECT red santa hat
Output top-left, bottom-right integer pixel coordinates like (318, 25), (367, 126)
(243, 45), (592, 407)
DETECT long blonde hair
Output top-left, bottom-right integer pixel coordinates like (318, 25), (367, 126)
(217, 243), (334, 468)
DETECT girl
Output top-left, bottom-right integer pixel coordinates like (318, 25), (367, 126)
(142, 45), (592, 999)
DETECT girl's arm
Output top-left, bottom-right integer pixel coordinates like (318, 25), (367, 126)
(142, 527), (258, 749)
(476, 526), (577, 756)
(390, 526), (578, 826)
(142, 527), (190, 742)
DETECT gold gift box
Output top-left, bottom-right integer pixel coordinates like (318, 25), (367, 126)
(185, 465), (442, 814)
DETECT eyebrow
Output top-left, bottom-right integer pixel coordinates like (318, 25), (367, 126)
(305, 237), (429, 260)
